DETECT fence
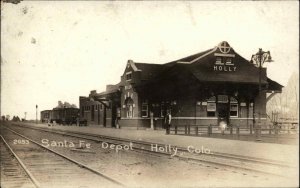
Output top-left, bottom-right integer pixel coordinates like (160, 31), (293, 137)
(169, 122), (299, 137)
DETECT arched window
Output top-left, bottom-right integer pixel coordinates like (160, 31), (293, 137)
(125, 97), (134, 118)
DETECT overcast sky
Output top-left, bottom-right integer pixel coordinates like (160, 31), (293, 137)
(1, 1), (299, 119)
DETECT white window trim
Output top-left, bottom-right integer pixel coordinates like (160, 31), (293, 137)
(215, 57), (224, 65)
(230, 104), (239, 118)
(225, 58), (234, 66)
(126, 104), (133, 118)
(126, 71), (132, 82)
(141, 102), (148, 118)
(206, 102), (216, 117)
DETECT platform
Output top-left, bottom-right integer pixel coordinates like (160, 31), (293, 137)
(9, 122), (299, 165)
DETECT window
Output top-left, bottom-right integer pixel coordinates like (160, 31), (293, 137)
(100, 104), (103, 110)
(215, 57), (223, 65)
(81, 108), (84, 117)
(125, 97), (134, 118)
(207, 103), (216, 117)
(141, 100), (148, 117)
(127, 105), (133, 118)
(207, 96), (216, 117)
(230, 97), (238, 117)
(230, 104), (238, 117)
(126, 72), (132, 81)
(225, 58), (233, 65)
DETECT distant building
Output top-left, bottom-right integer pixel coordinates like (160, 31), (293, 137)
(80, 41), (282, 129)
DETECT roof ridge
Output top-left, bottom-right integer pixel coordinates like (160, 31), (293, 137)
(190, 47), (218, 64)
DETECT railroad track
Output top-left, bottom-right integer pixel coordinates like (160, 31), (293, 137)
(0, 126), (124, 188)
(0, 135), (38, 188)
(8, 123), (297, 179)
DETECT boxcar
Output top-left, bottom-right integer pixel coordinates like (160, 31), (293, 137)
(50, 107), (79, 125)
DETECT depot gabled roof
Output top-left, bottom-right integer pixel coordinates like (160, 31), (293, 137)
(134, 41), (282, 92)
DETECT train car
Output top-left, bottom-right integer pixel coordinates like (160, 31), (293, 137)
(50, 107), (79, 125)
(40, 110), (51, 123)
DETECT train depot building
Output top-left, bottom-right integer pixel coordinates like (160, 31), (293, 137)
(79, 41), (282, 129)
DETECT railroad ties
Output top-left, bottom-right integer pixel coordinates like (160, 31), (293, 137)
(0, 127), (124, 188)
(9, 123), (297, 179)
(0, 136), (37, 188)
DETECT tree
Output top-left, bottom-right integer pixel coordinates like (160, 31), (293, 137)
(267, 72), (299, 120)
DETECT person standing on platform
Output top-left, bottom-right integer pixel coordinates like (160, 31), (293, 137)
(166, 111), (172, 135)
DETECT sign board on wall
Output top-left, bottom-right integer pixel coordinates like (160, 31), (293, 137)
(240, 102), (246, 106)
(217, 95), (228, 103)
(207, 103), (216, 111)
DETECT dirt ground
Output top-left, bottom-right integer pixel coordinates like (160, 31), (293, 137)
(1, 124), (297, 188)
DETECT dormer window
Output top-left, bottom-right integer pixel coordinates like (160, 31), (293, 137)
(126, 71), (132, 81)
(225, 58), (234, 65)
(215, 57), (223, 65)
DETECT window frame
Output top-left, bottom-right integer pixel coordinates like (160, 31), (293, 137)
(230, 104), (239, 117)
(215, 57), (223, 65)
(230, 97), (238, 117)
(126, 71), (132, 81)
(141, 100), (148, 118)
(225, 57), (234, 65)
(206, 96), (216, 117)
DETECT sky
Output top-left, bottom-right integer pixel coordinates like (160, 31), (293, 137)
(1, 1), (299, 120)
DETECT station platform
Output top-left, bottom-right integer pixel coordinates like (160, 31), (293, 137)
(10, 122), (299, 165)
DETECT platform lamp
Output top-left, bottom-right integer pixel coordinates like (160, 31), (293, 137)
(250, 48), (273, 137)
(251, 48), (273, 92)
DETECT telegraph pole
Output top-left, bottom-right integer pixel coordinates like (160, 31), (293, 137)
(36, 105), (38, 124)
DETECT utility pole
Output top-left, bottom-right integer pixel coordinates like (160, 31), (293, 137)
(36, 105), (38, 124)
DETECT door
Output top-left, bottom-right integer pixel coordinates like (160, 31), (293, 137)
(217, 103), (229, 125)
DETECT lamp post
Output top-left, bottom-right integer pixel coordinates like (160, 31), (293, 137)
(251, 48), (273, 92)
(251, 48), (273, 138)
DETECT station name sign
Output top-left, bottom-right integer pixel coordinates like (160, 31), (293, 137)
(213, 65), (236, 72)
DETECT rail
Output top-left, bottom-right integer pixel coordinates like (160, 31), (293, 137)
(0, 135), (41, 188)
(3, 127), (124, 187)
(8, 123), (297, 178)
